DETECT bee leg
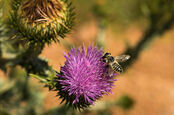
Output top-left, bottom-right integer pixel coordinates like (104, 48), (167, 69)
(102, 59), (106, 62)
(105, 65), (110, 74)
(105, 65), (109, 68)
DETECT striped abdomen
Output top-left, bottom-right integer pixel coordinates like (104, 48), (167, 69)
(111, 62), (123, 73)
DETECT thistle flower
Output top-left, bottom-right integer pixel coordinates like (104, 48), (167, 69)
(8, 0), (75, 44)
(56, 45), (117, 109)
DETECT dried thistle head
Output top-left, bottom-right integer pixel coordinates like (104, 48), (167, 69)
(21, 0), (65, 23)
(9, 0), (75, 44)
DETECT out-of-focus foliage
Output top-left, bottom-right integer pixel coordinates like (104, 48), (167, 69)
(74, 0), (174, 31)
(0, 66), (43, 115)
(43, 106), (76, 115)
(116, 95), (134, 110)
(74, 0), (141, 25)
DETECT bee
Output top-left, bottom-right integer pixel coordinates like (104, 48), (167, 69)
(102, 53), (130, 74)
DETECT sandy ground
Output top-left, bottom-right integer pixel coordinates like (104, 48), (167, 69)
(40, 20), (174, 115)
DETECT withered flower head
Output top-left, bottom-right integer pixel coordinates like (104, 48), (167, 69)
(21, 0), (65, 23)
(9, 0), (75, 44)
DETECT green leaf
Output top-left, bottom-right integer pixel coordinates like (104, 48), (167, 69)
(29, 74), (47, 83)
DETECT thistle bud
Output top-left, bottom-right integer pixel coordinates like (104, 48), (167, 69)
(9, 0), (75, 44)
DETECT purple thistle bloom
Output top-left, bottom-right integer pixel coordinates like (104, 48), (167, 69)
(56, 45), (117, 109)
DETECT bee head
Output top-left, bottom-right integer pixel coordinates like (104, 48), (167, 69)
(102, 53), (111, 59)
(102, 53), (113, 63)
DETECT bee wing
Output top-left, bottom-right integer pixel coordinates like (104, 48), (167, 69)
(115, 55), (130, 63)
